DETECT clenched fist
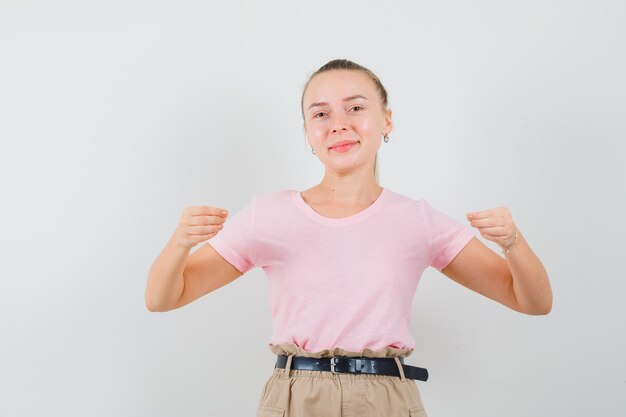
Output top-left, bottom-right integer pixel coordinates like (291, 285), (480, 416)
(174, 206), (229, 249)
(466, 207), (518, 253)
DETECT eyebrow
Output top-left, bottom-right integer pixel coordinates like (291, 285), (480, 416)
(307, 94), (368, 111)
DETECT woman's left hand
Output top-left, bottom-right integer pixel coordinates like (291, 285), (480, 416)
(466, 207), (518, 251)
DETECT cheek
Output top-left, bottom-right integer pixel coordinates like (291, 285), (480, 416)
(308, 124), (327, 140)
(357, 118), (376, 133)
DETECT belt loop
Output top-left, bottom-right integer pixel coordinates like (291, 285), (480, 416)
(283, 354), (294, 380)
(394, 357), (406, 381)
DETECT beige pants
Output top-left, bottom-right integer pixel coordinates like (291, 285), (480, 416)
(256, 343), (429, 417)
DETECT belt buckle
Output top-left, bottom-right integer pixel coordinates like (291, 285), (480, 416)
(330, 357), (338, 374)
(330, 357), (363, 374)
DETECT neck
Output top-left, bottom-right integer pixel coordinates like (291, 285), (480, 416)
(314, 176), (382, 205)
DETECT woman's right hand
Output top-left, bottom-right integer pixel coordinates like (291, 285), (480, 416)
(174, 206), (229, 249)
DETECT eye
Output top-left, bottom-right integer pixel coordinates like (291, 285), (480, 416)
(351, 106), (363, 111)
(313, 112), (326, 118)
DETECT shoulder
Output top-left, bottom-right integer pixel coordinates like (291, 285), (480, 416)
(252, 189), (293, 204)
(384, 189), (458, 224)
(384, 187), (426, 210)
(248, 189), (295, 214)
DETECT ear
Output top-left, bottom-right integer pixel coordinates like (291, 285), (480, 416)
(384, 108), (393, 133)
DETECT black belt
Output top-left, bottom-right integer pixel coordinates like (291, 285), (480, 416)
(275, 355), (429, 381)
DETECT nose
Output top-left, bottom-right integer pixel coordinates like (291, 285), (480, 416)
(330, 113), (349, 134)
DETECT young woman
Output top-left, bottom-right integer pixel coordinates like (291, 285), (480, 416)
(145, 59), (553, 417)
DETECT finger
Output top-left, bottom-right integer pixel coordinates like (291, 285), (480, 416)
(189, 215), (226, 226)
(467, 210), (496, 220)
(188, 232), (220, 240)
(187, 224), (223, 235)
(476, 225), (508, 236)
(468, 217), (502, 228)
(188, 206), (229, 217)
(479, 232), (501, 241)
(467, 208), (507, 220)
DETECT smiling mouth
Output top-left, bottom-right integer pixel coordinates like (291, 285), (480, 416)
(329, 141), (360, 150)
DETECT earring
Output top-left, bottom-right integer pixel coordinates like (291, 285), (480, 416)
(311, 146), (315, 154)
(383, 133), (390, 143)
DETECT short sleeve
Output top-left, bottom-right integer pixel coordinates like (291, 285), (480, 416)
(205, 196), (257, 274)
(421, 199), (474, 272)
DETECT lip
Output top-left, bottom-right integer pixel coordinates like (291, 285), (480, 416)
(329, 140), (359, 149)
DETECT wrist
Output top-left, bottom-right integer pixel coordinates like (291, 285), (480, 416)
(500, 228), (519, 255)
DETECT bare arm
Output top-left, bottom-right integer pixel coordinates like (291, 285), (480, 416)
(173, 243), (243, 309)
(145, 236), (244, 312)
(442, 231), (552, 315)
(145, 205), (232, 312)
(145, 233), (190, 312)
(499, 229), (552, 314)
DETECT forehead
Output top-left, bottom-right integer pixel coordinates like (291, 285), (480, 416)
(304, 70), (376, 104)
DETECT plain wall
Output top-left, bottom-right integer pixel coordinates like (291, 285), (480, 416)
(1, 1), (624, 416)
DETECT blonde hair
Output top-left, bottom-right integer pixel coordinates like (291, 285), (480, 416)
(301, 59), (389, 184)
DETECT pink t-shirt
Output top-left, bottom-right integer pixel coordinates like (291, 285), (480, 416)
(205, 187), (474, 353)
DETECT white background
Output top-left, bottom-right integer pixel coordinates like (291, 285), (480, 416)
(1, 1), (624, 416)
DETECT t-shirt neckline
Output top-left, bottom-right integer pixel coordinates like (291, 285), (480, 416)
(292, 187), (389, 226)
